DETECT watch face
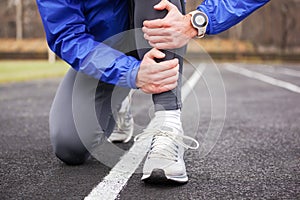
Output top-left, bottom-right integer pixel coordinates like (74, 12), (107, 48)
(193, 13), (207, 27)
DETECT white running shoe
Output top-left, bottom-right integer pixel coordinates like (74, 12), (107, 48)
(108, 93), (134, 143)
(134, 126), (199, 183)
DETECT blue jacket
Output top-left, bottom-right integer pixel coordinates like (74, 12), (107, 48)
(36, 0), (269, 88)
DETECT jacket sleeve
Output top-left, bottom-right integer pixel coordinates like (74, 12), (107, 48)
(197, 0), (270, 35)
(36, 0), (140, 89)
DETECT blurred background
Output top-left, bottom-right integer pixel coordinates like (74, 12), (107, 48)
(1, 2), (300, 199)
(0, 0), (299, 82)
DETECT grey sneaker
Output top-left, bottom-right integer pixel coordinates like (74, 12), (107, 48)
(134, 126), (199, 183)
(108, 94), (134, 143)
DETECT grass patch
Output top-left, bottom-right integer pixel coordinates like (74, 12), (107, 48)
(0, 60), (69, 83)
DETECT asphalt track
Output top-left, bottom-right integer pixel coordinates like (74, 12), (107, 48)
(1, 61), (299, 199)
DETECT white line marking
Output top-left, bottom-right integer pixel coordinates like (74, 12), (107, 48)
(224, 64), (300, 94)
(181, 64), (206, 102)
(85, 64), (205, 200)
(270, 67), (300, 78)
(255, 65), (300, 78)
(85, 139), (150, 200)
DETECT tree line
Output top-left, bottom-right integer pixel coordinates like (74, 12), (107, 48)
(0, 0), (299, 53)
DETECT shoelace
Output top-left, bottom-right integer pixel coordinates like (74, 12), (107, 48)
(134, 129), (199, 161)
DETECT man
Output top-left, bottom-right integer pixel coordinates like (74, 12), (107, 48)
(36, 0), (269, 183)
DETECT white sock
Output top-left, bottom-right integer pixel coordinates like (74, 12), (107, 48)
(149, 109), (182, 132)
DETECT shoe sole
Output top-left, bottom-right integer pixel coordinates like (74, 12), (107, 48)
(107, 133), (132, 143)
(142, 169), (188, 184)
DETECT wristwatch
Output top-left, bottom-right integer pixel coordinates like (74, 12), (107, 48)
(189, 10), (208, 38)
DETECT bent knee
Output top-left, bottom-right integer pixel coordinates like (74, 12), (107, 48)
(50, 128), (89, 165)
(54, 143), (89, 165)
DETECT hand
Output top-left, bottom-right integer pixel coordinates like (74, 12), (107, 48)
(142, 0), (197, 49)
(136, 48), (179, 94)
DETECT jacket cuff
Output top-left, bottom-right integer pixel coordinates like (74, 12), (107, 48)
(127, 60), (140, 89)
(117, 58), (140, 89)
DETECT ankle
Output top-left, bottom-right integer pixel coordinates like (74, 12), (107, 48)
(150, 109), (182, 132)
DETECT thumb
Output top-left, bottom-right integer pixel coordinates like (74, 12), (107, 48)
(147, 48), (166, 60)
(154, 0), (175, 11)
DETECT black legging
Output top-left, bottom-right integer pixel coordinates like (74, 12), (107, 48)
(133, 0), (186, 111)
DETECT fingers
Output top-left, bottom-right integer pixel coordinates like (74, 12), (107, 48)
(154, 69), (179, 85)
(144, 0), (177, 28)
(138, 47), (180, 94)
(142, 62), (179, 94)
(144, 35), (171, 45)
(141, 60), (178, 76)
(142, 27), (170, 37)
(158, 59), (179, 71)
(143, 18), (164, 29)
(145, 48), (165, 60)
(144, 49), (179, 71)
(158, 77), (178, 92)
(143, 81), (178, 94)
(153, 0), (176, 11)
(145, 36), (175, 49)
(143, 26), (180, 49)
(151, 64), (179, 82)
(142, 0), (188, 49)
(142, 81), (178, 94)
